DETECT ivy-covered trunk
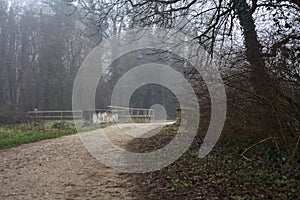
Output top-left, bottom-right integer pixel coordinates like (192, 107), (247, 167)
(233, 0), (270, 97)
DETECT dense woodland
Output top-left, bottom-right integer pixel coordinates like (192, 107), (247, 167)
(0, 0), (88, 113)
(0, 0), (299, 151)
(0, 0), (179, 118)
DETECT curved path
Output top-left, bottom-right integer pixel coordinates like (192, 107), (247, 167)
(0, 122), (173, 199)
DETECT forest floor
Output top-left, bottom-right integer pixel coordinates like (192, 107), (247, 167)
(0, 123), (299, 199)
(128, 125), (300, 199)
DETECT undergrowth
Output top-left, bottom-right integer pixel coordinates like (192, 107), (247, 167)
(128, 125), (300, 199)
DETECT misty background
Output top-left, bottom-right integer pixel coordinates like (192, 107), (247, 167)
(0, 0), (299, 137)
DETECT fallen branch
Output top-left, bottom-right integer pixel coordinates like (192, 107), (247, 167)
(240, 137), (277, 159)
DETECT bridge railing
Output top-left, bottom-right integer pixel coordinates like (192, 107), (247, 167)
(28, 108), (155, 124)
(111, 108), (154, 123)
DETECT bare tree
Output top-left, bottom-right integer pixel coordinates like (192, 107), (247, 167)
(69, 0), (299, 96)
(66, 0), (300, 146)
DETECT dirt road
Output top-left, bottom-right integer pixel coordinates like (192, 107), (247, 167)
(0, 122), (172, 200)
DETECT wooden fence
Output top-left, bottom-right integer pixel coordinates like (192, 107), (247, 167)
(27, 110), (83, 120)
(28, 107), (155, 124)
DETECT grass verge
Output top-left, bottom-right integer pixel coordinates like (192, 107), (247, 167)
(0, 129), (76, 149)
(0, 120), (106, 149)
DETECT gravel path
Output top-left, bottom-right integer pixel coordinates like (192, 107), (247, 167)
(0, 122), (172, 199)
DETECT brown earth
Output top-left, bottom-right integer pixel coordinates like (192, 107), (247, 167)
(0, 131), (134, 200)
(0, 123), (173, 200)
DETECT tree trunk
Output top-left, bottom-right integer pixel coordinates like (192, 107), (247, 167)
(233, 0), (270, 97)
(233, 0), (279, 133)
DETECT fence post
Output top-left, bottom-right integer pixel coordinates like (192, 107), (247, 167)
(34, 108), (38, 124)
